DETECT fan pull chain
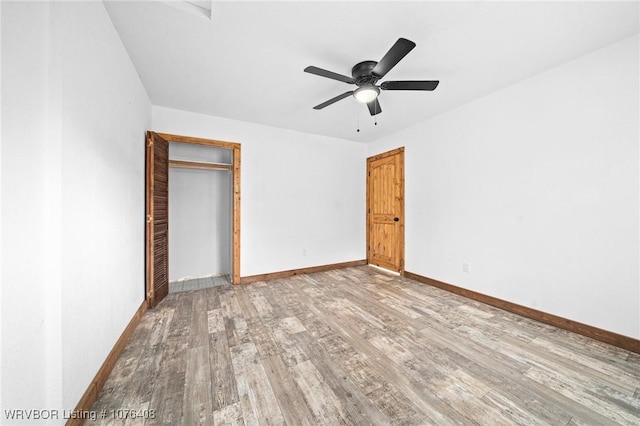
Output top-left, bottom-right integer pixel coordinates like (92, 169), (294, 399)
(356, 100), (360, 133)
(373, 99), (379, 126)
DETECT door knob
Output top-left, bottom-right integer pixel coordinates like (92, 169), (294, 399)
(393, 217), (399, 222)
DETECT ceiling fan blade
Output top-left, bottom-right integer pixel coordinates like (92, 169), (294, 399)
(367, 98), (382, 116)
(381, 80), (439, 91)
(371, 38), (416, 79)
(304, 66), (355, 84)
(313, 91), (354, 110)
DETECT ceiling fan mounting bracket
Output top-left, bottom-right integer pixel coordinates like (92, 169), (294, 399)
(351, 61), (378, 86)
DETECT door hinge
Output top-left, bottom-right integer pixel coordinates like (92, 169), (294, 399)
(147, 215), (153, 223)
(147, 138), (154, 148)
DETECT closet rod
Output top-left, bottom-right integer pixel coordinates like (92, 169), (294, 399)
(168, 159), (232, 171)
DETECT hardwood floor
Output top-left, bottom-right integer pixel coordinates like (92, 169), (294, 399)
(88, 266), (640, 425)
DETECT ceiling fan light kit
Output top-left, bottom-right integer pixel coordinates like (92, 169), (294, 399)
(304, 37), (439, 116)
(354, 85), (380, 103)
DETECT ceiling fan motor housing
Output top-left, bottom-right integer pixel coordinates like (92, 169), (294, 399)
(352, 61), (379, 86)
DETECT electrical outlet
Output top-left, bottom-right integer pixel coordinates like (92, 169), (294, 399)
(462, 262), (470, 273)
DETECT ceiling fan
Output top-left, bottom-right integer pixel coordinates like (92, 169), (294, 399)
(304, 38), (439, 116)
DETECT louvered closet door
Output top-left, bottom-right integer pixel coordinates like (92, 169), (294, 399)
(146, 131), (169, 308)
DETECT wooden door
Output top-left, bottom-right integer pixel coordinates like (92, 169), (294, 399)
(367, 147), (404, 273)
(146, 131), (169, 307)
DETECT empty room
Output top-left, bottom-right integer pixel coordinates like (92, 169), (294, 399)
(1, 1), (639, 425)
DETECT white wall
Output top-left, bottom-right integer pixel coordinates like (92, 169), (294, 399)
(57, 1), (151, 411)
(152, 107), (367, 277)
(368, 34), (639, 339)
(1, 1), (150, 423)
(169, 144), (232, 280)
(1, 2), (54, 419)
(0, 0), (3, 415)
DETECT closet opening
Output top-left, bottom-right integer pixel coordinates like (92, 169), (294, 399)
(168, 142), (232, 293)
(145, 132), (240, 308)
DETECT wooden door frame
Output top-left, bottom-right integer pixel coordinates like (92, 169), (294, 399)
(146, 132), (241, 297)
(366, 147), (405, 274)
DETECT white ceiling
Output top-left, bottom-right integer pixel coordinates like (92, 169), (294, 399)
(104, 1), (639, 143)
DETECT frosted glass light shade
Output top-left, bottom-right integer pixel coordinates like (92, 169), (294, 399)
(353, 85), (380, 103)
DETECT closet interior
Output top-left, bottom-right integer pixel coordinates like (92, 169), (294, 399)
(168, 141), (233, 292)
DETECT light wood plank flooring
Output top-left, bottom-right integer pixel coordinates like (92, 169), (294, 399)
(88, 266), (640, 425)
